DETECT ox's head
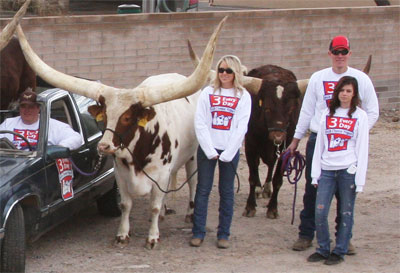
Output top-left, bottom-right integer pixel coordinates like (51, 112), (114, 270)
(17, 16), (227, 159)
(250, 78), (301, 144)
(0, 0), (30, 51)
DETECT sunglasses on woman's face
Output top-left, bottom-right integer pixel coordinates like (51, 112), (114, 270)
(218, 67), (234, 74)
(331, 49), (349, 56)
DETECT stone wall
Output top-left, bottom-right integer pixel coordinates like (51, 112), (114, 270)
(1, 5), (399, 109)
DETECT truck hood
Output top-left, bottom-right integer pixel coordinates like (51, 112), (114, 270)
(0, 154), (37, 186)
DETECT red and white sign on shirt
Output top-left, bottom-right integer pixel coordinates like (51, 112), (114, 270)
(209, 95), (239, 130)
(56, 158), (74, 201)
(323, 81), (338, 107)
(13, 128), (39, 150)
(325, 116), (357, 152)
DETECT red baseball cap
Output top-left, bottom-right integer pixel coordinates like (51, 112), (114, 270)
(329, 36), (350, 51)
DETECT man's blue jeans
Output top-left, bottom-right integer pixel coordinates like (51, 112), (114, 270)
(192, 146), (240, 241)
(298, 133), (343, 240)
(315, 169), (356, 258)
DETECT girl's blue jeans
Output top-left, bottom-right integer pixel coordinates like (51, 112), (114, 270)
(192, 146), (240, 241)
(315, 169), (356, 258)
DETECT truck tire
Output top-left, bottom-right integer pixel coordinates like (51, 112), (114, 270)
(1, 204), (26, 272)
(97, 182), (121, 217)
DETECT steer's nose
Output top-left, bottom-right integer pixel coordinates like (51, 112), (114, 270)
(269, 131), (286, 144)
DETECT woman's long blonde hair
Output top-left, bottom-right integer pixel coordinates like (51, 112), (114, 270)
(212, 55), (247, 97)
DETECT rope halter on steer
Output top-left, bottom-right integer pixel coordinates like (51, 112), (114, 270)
(280, 149), (306, 224)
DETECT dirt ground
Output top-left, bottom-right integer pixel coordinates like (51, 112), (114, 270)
(25, 112), (399, 273)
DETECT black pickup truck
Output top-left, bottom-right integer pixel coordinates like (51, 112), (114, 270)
(0, 88), (120, 272)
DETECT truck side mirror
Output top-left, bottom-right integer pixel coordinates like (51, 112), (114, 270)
(46, 145), (70, 160)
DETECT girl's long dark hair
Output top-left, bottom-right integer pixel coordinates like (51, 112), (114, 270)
(329, 76), (360, 118)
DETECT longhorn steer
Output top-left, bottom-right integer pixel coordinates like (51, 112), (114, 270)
(242, 65), (302, 219)
(16, 17), (227, 249)
(0, 0), (35, 110)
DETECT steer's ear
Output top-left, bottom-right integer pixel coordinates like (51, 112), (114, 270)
(88, 105), (104, 121)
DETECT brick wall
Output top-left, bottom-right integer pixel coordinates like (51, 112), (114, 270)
(1, 6), (399, 109)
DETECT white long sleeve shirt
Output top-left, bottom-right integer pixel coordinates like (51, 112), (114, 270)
(294, 66), (379, 140)
(0, 116), (82, 150)
(311, 107), (369, 192)
(194, 86), (251, 162)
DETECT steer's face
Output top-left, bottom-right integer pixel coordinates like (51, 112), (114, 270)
(256, 81), (300, 144)
(88, 94), (156, 159)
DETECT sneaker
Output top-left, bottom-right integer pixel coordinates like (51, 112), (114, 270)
(307, 252), (328, 262)
(189, 238), (203, 247)
(217, 239), (229, 249)
(324, 253), (344, 265)
(292, 237), (312, 251)
(347, 241), (356, 255)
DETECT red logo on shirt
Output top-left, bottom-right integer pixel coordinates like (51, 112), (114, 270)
(323, 81), (338, 107)
(209, 95), (239, 130)
(326, 116), (357, 151)
(56, 158), (74, 201)
(13, 129), (39, 150)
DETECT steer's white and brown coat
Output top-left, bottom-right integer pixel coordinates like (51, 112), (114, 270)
(17, 16), (227, 249)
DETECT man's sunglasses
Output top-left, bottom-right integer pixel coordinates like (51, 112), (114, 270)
(331, 49), (349, 56)
(218, 67), (234, 74)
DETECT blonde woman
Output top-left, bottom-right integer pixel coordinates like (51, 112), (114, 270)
(190, 55), (251, 249)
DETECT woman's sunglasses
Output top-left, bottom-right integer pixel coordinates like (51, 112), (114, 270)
(218, 67), (234, 74)
(331, 49), (349, 56)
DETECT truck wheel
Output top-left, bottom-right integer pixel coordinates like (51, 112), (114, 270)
(1, 204), (26, 272)
(97, 182), (121, 217)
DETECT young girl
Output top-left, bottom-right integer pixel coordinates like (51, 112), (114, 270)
(307, 76), (369, 265)
(190, 55), (251, 249)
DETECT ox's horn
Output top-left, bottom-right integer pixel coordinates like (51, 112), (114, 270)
(0, 0), (31, 51)
(17, 16), (227, 105)
(242, 77), (263, 95)
(187, 39), (263, 95)
(17, 24), (114, 101)
(363, 55), (372, 74)
(187, 39), (214, 83)
(297, 79), (309, 96)
(141, 16), (228, 106)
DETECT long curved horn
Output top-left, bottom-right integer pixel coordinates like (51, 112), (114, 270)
(187, 39), (215, 84)
(17, 24), (115, 101)
(0, 0), (31, 51)
(363, 55), (372, 74)
(187, 38), (262, 95)
(17, 16), (227, 105)
(297, 79), (309, 96)
(141, 16), (227, 106)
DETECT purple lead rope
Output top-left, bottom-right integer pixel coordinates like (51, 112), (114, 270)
(280, 150), (306, 225)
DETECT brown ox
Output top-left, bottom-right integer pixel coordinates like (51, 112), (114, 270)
(0, 0), (34, 110)
(16, 17), (227, 249)
(242, 65), (302, 218)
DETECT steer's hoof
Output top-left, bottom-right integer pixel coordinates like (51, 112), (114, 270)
(165, 207), (176, 215)
(262, 191), (271, 199)
(185, 214), (193, 223)
(242, 208), (256, 217)
(115, 235), (130, 247)
(266, 209), (279, 219)
(145, 238), (160, 250)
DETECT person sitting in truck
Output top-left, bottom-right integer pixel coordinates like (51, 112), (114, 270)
(0, 89), (82, 150)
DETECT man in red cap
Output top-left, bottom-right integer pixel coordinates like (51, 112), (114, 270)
(0, 89), (82, 150)
(288, 36), (379, 258)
